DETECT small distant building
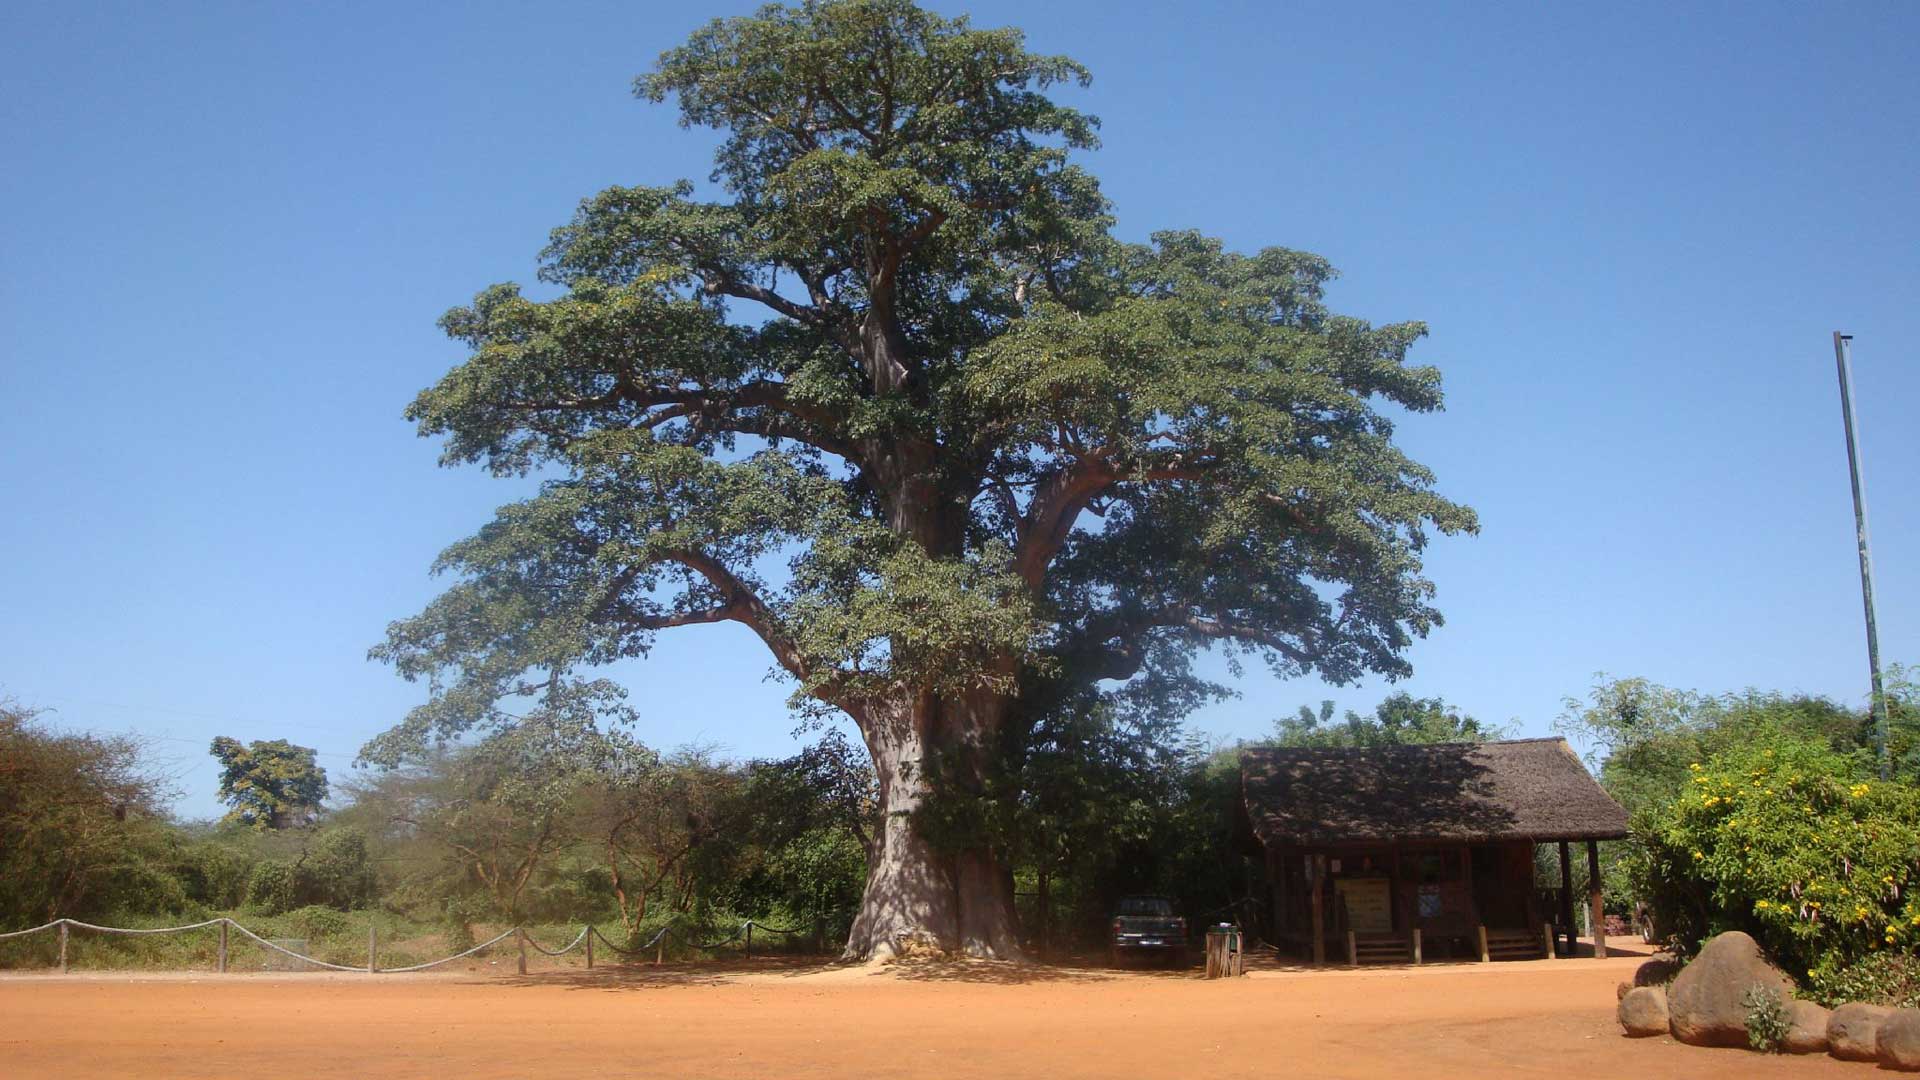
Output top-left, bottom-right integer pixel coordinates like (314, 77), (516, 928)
(1238, 737), (1630, 965)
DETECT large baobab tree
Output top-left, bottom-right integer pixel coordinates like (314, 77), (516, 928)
(366, 0), (1476, 960)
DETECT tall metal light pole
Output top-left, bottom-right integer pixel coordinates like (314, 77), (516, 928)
(1833, 331), (1891, 779)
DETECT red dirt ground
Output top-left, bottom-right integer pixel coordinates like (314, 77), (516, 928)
(0, 951), (1863, 1079)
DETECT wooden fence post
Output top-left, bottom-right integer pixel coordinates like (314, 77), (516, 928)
(58, 921), (68, 974)
(584, 927), (594, 970)
(368, 923), (378, 974)
(1477, 925), (1490, 963)
(516, 928), (528, 975)
(218, 920), (228, 974)
(1541, 922), (1553, 960)
(745, 923), (753, 960)
(655, 936), (664, 966)
(1411, 928), (1422, 966)
(1346, 930), (1357, 968)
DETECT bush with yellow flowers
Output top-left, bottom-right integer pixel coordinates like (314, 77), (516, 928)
(1633, 733), (1920, 980)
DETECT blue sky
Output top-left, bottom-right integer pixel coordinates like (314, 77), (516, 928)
(4, 1), (1916, 819)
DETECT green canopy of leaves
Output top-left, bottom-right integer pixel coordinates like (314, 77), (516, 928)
(372, 0), (1476, 765)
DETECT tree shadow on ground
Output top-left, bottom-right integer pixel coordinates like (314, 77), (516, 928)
(498, 955), (835, 991)
(880, 956), (1194, 985)
(499, 953), (1209, 990)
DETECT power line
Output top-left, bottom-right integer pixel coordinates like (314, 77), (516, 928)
(21, 695), (365, 763)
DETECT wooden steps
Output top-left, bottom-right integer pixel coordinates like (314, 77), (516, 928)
(1484, 928), (1547, 961)
(1345, 932), (1414, 965)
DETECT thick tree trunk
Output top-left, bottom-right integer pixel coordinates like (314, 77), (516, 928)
(842, 695), (1022, 961)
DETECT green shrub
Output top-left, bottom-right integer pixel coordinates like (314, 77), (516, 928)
(1742, 985), (1790, 1052)
(298, 828), (375, 910)
(1808, 951), (1920, 1009)
(1634, 733), (1920, 978)
(174, 840), (253, 909)
(246, 860), (297, 914)
(283, 905), (351, 940)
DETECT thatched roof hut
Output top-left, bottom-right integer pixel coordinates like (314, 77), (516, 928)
(1237, 738), (1629, 965)
(1240, 737), (1630, 849)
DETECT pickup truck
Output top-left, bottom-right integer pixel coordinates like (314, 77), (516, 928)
(1108, 895), (1189, 967)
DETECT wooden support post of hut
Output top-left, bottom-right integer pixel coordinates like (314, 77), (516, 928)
(1309, 854), (1327, 965)
(1586, 840), (1607, 959)
(1557, 841), (1575, 957)
(1234, 738), (1630, 966)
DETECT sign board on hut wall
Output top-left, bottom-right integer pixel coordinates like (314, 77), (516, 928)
(1334, 878), (1391, 933)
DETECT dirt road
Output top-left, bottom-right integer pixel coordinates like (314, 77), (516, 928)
(0, 955), (1857, 1078)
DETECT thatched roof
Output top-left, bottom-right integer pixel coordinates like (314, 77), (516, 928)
(1240, 738), (1629, 848)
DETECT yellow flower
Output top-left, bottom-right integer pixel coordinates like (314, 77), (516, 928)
(1693, 851), (1705, 861)
(1689, 763), (1702, 771)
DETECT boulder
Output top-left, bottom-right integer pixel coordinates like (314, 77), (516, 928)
(1829, 1003), (1892, 1061)
(1879, 1009), (1920, 1071)
(1782, 1000), (1830, 1054)
(1617, 986), (1670, 1037)
(1665, 931), (1795, 1048)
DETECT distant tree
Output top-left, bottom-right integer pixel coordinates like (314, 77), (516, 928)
(1273, 691), (1495, 748)
(209, 737), (329, 829)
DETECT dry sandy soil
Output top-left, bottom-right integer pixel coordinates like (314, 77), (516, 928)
(0, 949), (1863, 1079)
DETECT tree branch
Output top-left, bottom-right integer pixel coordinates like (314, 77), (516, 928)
(1012, 449), (1221, 589)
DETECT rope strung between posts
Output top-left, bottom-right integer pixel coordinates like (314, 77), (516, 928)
(62, 918), (230, 936)
(586, 918), (806, 955)
(587, 925), (659, 956)
(2, 916), (827, 971)
(220, 920), (379, 973)
(520, 926), (590, 957)
(378, 928), (520, 973)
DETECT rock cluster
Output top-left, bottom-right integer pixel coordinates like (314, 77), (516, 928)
(1614, 932), (1920, 1070)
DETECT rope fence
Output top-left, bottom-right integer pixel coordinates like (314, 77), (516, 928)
(0, 915), (830, 976)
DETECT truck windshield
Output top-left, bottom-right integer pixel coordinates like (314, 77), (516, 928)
(1117, 897), (1173, 917)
